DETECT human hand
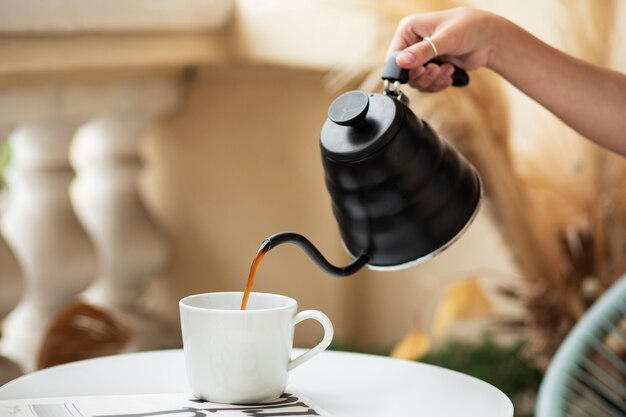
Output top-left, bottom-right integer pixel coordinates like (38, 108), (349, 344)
(388, 7), (498, 92)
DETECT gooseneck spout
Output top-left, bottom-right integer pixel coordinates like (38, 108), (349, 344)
(264, 232), (370, 277)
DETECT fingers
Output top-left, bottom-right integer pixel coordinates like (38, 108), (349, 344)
(387, 15), (454, 92)
(388, 13), (445, 69)
(408, 63), (454, 93)
(396, 35), (443, 69)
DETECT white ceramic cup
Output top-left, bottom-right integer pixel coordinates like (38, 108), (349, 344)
(179, 292), (333, 404)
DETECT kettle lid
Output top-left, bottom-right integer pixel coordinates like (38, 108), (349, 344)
(320, 90), (403, 162)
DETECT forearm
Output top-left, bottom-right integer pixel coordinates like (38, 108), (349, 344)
(487, 16), (626, 154)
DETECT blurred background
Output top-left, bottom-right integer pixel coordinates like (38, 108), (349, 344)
(0, 0), (625, 415)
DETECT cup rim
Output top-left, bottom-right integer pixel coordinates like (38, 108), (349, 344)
(179, 291), (297, 313)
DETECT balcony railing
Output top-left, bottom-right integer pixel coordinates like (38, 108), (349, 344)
(0, 0), (236, 373)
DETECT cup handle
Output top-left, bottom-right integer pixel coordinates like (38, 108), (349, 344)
(287, 310), (334, 371)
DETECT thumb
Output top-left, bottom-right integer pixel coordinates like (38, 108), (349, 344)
(396, 36), (442, 69)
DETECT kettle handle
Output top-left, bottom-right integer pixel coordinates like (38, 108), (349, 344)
(382, 51), (470, 87)
(264, 232), (370, 277)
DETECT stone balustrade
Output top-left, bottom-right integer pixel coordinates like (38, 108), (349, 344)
(0, 80), (181, 371)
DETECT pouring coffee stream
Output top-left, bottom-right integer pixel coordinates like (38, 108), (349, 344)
(241, 54), (480, 310)
(240, 233), (370, 309)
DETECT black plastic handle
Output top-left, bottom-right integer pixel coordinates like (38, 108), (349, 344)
(382, 52), (410, 84)
(382, 51), (469, 87)
(427, 58), (469, 87)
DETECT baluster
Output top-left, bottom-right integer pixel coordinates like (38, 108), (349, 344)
(0, 119), (96, 371)
(72, 116), (168, 310)
(71, 85), (179, 348)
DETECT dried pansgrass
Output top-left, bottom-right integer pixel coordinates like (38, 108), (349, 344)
(510, 0), (623, 363)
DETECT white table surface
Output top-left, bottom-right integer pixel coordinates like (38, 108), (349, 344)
(0, 349), (513, 417)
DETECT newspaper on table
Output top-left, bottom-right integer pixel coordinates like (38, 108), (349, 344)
(0, 390), (333, 417)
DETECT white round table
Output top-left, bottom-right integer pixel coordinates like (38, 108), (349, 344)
(0, 349), (513, 417)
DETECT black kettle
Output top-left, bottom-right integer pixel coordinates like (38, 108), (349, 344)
(260, 55), (481, 276)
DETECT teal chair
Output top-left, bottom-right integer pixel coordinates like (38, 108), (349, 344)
(536, 275), (626, 417)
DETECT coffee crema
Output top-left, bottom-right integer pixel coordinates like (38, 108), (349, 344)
(240, 239), (271, 310)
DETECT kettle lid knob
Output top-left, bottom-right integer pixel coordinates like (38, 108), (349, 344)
(328, 91), (369, 126)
